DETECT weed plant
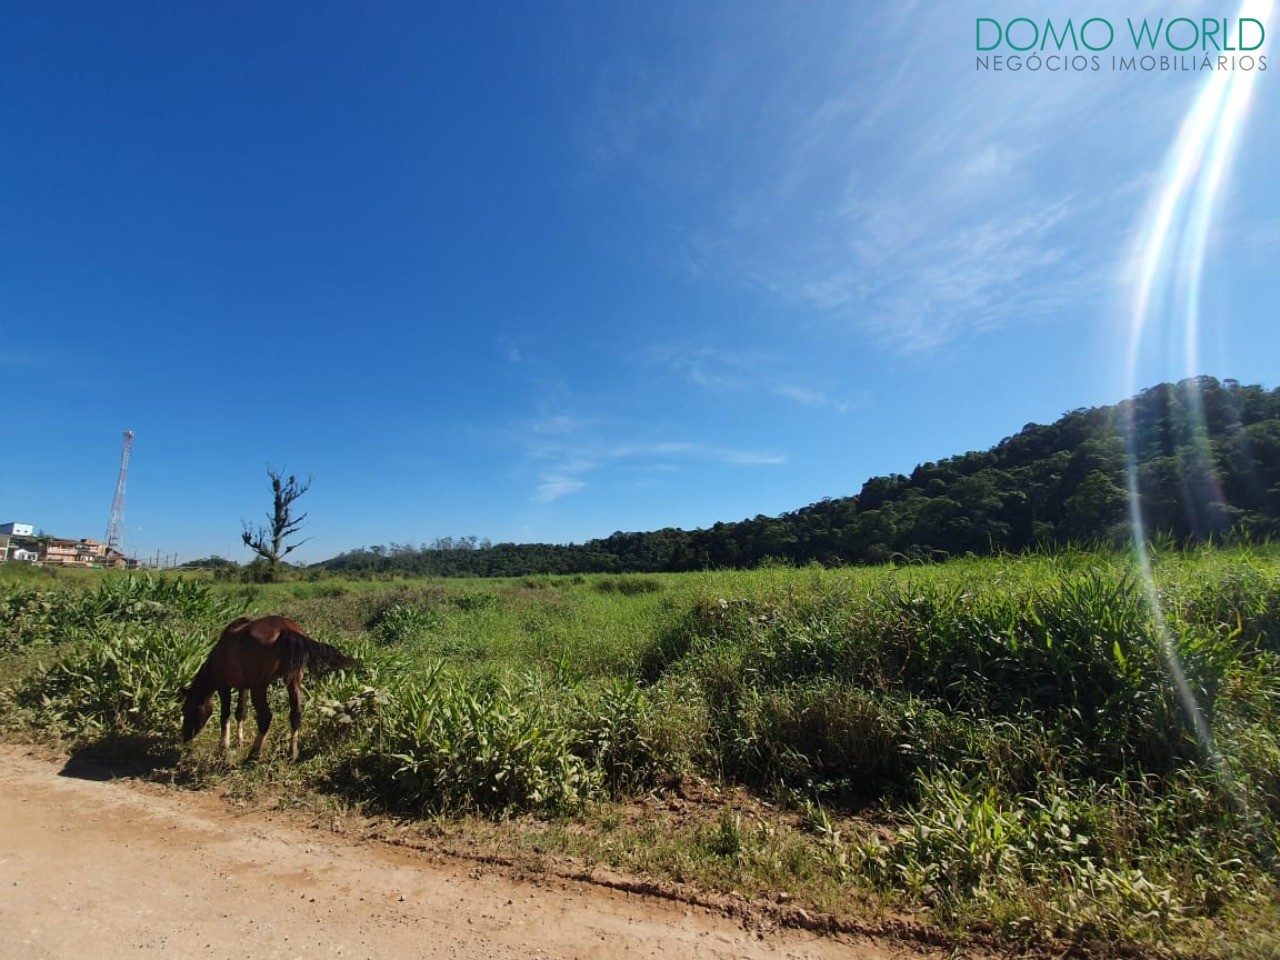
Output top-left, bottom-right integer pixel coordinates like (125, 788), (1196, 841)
(2, 549), (1279, 954)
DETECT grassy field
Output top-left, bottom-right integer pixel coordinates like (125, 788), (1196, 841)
(2, 548), (1279, 957)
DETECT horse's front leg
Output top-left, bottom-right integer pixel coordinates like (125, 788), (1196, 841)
(235, 688), (248, 745)
(286, 677), (304, 762)
(217, 687), (232, 750)
(247, 686), (271, 762)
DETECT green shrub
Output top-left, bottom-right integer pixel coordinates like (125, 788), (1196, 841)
(0, 588), (68, 649)
(855, 762), (1261, 942)
(593, 576), (663, 595)
(375, 667), (598, 817)
(451, 591), (498, 612)
(572, 678), (664, 798)
(83, 574), (248, 627)
(3, 549), (1278, 953)
(17, 622), (209, 736)
(370, 602), (440, 644)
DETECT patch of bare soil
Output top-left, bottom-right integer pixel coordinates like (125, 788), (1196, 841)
(0, 743), (977, 959)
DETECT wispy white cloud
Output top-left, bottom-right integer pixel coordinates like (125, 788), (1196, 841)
(496, 336), (524, 364)
(713, 448), (788, 466)
(771, 384), (850, 412)
(530, 413), (594, 436)
(1225, 216), (1280, 266)
(645, 343), (746, 392)
(533, 473), (588, 504)
(644, 341), (854, 411)
(610, 441), (787, 466)
(520, 409), (785, 503)
(583, 1), (1220, 354)
(532, 457), (593, 504)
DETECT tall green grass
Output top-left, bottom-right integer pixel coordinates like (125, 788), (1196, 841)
(1, 574), (247, 734)
(2, 552), (1278, 953)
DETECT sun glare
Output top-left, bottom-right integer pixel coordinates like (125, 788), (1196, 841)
(1122, 0), (1275, 860)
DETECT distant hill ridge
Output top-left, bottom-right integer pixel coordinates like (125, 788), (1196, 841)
(319, 376), (1280, 576)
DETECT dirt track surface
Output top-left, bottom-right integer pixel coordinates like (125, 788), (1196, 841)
(0, 745), (938, 960)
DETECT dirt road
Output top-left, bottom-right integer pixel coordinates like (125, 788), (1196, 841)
(0, 745), (941, 960)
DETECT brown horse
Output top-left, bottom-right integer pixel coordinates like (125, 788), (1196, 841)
(181, 616), (356, 761)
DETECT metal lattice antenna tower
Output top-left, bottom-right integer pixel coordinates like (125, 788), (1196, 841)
(105, 430), (135, 554)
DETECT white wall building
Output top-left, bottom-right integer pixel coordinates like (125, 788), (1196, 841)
(1, 522), (34, 536)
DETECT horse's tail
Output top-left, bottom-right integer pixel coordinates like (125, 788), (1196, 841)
(279, 628), (358, 677)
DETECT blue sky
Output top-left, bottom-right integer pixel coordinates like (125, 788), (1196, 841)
(2, 1), (1277, 564)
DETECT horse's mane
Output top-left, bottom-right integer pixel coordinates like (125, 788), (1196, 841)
(278, 628), (358, 677)
(184, 658), (220, 704)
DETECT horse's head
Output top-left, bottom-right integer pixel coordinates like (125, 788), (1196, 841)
(180, 685), (213, 742)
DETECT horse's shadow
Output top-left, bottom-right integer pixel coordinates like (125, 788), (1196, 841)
(58, 734), (189, 785)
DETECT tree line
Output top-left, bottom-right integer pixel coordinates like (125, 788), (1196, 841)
(316, 377), (1280, 577)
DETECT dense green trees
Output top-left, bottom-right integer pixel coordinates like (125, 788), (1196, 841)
(320, 377), (1280, 577)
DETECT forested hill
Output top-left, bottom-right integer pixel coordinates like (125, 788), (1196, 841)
(319, 377), (1280, 577)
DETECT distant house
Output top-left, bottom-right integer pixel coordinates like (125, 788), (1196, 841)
(37, 538), (116, 567)
(103, 546), (133, 569)
(42, 539), (81, 565)
(77, 539), (108, 563)
(0, 525), (136, 567)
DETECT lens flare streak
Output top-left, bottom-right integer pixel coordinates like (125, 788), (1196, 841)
(1122, 0), (1273, 853)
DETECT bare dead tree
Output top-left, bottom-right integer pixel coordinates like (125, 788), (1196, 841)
(241, 468), (312, 570)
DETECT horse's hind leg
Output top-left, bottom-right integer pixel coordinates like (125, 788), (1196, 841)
(286, 675), (303, 762)
(247, 685), (272, 762)
(217, 687), (232, 750)
(235, 688), (248, 745)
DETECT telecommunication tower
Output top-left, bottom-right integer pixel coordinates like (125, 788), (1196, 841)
(105, 430), (135, 555)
